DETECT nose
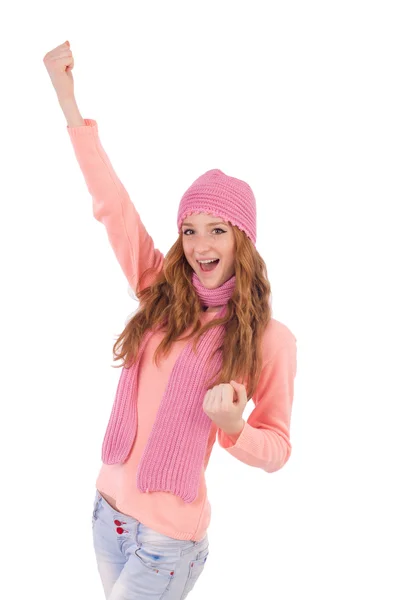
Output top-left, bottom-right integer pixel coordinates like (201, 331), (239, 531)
(195, 243), (212, 253)
(193, 236), (214, 252)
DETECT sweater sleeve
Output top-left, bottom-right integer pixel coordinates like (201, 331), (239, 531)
(67, 118), (164, 294)
(217, 333), (297, 472)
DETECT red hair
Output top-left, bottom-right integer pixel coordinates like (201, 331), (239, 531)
(112, 225), (272, 400)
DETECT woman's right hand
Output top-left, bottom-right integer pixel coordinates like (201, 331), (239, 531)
(43, 41), (75, 101)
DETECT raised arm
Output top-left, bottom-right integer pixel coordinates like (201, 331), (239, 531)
(66, 117), (164, 294)
(43, 40), (164, 295)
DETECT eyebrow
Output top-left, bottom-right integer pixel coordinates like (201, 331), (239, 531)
(182, 221), (227, 227)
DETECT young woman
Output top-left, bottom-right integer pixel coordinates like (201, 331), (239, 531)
(44, 41), (297, 600)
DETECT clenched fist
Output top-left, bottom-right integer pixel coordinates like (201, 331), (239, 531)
(43, 41), (75, 101)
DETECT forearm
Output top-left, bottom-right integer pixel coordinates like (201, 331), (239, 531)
(58, 95), (85, 128)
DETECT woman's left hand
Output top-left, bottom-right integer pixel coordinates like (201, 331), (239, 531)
(203, 380), (247, 435)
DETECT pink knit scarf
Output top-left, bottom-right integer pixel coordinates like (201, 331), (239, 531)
(101, 272), (236, 503)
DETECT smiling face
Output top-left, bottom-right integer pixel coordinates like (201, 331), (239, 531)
(181, 212), (236, 289)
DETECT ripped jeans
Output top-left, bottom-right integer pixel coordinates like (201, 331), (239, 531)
(92, 490), (210, 599)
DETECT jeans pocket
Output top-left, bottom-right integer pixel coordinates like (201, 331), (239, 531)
(180, 546), (209, 600)
(134, 545), (177, 578)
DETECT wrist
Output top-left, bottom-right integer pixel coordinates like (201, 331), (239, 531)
(58, 95), (85, 128)
(223, 419), (245, 438)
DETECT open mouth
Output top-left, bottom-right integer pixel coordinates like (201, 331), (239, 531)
(198, 259), (220, 273)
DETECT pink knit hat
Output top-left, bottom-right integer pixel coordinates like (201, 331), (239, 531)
(177, 169), (257, 245)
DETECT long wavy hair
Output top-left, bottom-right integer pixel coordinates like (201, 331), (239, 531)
(111, 225), (272, 400)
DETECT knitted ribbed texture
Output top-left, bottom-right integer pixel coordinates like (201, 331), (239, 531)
(101, 272), (236, 503)
(177, 168), (257, 245)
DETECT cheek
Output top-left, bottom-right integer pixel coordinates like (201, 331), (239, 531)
(183, 240), (194, 256)
(223, 241), (235, 257)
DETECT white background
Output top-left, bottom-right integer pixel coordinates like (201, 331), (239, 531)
(1, 1), (396, 598)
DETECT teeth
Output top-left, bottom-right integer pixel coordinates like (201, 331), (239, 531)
(198, 259), (218, 264)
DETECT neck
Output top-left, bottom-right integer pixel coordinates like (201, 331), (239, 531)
(203, 305), (221, 313)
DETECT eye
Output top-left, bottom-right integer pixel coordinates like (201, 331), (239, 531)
(183, 228), (226, 236)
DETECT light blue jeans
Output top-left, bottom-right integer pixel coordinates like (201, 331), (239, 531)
(92, 490), (210, 599)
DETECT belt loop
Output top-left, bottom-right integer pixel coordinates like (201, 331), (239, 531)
(134, 521), (141, 547)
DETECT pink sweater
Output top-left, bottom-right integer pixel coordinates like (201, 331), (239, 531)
(67, 119), (298, 542)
